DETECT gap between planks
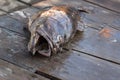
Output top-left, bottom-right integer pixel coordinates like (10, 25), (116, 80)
(0, 54), (61, 80)
(83, 0), (120, 14)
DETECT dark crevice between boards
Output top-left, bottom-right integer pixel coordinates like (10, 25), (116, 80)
(71, 48), (120, 66)
(0, 9), (8, 13)
(0, 58), (51, 79)
(35, 70), (62, 80)
(83, 0), (120, 14)
(17, 0), (46, 10)
(17, 0), (32, 6)
(17, 0), (45, 6)
(0, 57), (34, 72)
(0, 9), (7, 17)
(85, 17), (120, 31)
(0, 8), (27, 23)
(108, 24), (120, 31)
(0, 9), (9, 14)
(18, 0), (120, 14)
(0, 0), (34, 14)
(0, 5), (29, 14)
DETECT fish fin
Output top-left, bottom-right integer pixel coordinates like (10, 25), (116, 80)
(76, 7), (88, 32)
(77, 21), (86, 32)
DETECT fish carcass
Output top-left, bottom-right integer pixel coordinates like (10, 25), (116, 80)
(26, 5), (86, 57)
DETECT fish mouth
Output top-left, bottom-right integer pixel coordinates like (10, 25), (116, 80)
(36, 35), (51, 57)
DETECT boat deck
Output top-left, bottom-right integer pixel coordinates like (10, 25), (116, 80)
(0, 0), (120, 80)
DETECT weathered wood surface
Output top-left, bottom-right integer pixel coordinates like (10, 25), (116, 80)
(0, 15), (26, 35)
(83, 0), (120, 13)
(0, 8), (119, 80)
(71, 27), (120, 63)
(0, 59), (49, 80)
(0, 0), (119, 80)
(0, 0), (28, 12)
(0, 11), (6, 15)
(0, 0), (119, 63)
(0, 26), (120, 80)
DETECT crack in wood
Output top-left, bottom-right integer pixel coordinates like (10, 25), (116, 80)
(35, 70), (61, 80)
(17, 0), (32, 6)
(71, 48), (120, 66)
(83, 0), (120, 14)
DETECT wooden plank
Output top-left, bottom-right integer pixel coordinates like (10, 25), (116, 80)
(0, 59), (49, 80)
(0, 11), (6, 15)
(0, 27), (120, 80)
(41, 50), (120, 80)
(9, 7), (40, 23)
(70, 27), (120, 64)
(0, 15), (26, 35)
(83, 0), (120, 13)
(0, 0), (28, 12)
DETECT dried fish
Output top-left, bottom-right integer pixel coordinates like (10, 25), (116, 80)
(26, 5), (86, 57)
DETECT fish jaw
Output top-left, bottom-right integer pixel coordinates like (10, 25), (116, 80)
(28, 32), (53, 57)
(28, 32), (40, 55)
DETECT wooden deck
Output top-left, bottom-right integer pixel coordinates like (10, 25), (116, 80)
(0, 0), (120, 80)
